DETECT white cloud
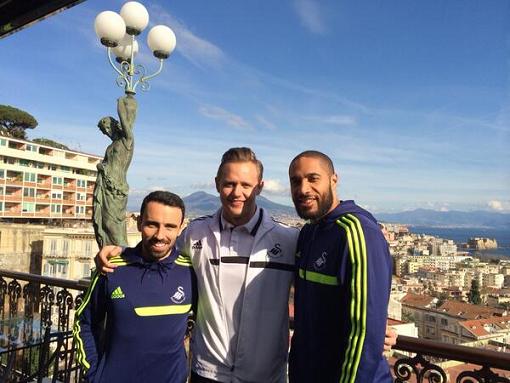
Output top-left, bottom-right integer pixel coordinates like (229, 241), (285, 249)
(305, 115), (357, 126)
(191, 181), (216, 190)
(256, 115), (277, 130)
(487, 200), (510, 212)
(293, 0), (327, 35)
(149, 5), (226, 69)
(262, 179), (288, 196)
(199, 105), (252, 130)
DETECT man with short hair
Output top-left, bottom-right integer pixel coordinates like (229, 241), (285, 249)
(74, 191), (195, 383)
(181, 147), (298, 383)
(288, 151), (393, 383)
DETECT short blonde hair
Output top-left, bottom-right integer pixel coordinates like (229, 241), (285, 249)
(216, 147), (264, 181)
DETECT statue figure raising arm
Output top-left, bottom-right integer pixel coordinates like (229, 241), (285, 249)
(93, 95), (137, 247)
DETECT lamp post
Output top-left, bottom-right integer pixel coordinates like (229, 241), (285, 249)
(94, 1), (176, 95)
(92, 2), (176, 247)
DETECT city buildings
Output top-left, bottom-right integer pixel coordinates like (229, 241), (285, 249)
(0, 135), (100, 222)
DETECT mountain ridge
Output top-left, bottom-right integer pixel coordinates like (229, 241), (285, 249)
(131, 191), (510, 229)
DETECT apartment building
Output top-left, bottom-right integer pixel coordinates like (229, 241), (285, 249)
(41, 225), (141, 281)
(402, 293), (508, 344)
(0, 136), (101, 222)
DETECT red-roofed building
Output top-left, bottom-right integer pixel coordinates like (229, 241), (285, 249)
(401, 294), (508, 345)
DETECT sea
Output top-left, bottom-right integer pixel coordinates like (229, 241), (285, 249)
(409, 226), (510, 260)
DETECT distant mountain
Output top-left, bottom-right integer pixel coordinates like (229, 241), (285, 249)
(183, 191), (297, 218)
(377, 208), (510, 229)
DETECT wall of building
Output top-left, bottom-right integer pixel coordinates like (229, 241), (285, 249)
(0, 222), (46, 273)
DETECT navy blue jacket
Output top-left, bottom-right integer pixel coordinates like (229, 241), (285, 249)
(289, 201), (393, 383)
(73, 244), (195, 383)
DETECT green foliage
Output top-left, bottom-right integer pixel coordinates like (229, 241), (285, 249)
(0, 105), (38, 139)
(401, 311), (415, 323)
(436, 292), (449, 308)
(468, 279), (482, 305)
(32, 138), (69, 150)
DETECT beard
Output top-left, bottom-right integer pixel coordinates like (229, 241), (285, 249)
(142, 239), (171, 260)
(294, 186), (334, 221)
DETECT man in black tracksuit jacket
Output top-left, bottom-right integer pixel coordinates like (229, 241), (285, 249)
(74, 191), (195, 383)
(288, 151), (393, 383)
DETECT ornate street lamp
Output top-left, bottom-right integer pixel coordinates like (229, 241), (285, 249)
(94, 1), (176, 95)
(92, 2), (176, 247)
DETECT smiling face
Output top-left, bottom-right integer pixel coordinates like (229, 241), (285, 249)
(215, 161), (264, 226)
(289, 156), (339, 221)
(137, 201), (183, 261)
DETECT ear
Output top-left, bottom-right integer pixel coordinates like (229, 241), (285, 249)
(255, 180), (264, 195)
(331, 173), (338, 187)
(137, 214), (142, 232)
(215, 177), (220, 193)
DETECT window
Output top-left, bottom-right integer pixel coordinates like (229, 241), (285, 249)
(3, 156), (15, 165)
(50, 239), (57, 256)
(19, 159), (30, 167)
(63, 240), (69, 256)
(85, 241), (93, 256)
(0, 187), (3, 196)
(51, 204), (62, 213)
(24, 172), (36, 182)
(82, 263), (91, 278)
(0, 169), (4, 179)
(75, 206), (85, 215)
(0, 202), (3, 212)
(22, 202), (35, 212)
(0, 138), (6, 146)
(61, 166), (71, 173)
(77, 179), (87, 188)
(52, 176), (63, 185)
(23, 188), (35, 197)
(26, 144), (38, 152)
(51, 191), (62, 199)
(440, 318), (448, 326)
(58, 263), (68, 275)
(76, 192), (85, 201)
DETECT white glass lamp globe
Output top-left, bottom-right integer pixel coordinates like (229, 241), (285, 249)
(94, 11), (126, 47)
(147, 25), (176, 59)
(112, 35), (139, 61)
(120, 1), (149, 35)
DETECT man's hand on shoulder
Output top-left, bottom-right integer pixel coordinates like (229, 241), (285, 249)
(95, 245), (123, 273)
(383, 324), (398, 353)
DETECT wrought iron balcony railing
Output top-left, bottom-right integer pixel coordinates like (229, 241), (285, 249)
(0, 269), (87, 382)
(0, 269), (509, 382)
(393, 335), (510, 382)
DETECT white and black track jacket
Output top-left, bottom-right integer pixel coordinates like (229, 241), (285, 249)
(178, 208), (299, 383)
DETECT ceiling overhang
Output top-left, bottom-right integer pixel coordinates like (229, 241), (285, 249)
(0, 0), (86, 39)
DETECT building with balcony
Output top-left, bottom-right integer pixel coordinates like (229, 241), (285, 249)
(41, 223), (141, 281)
(0, 136), (101, 222)
(402, 293), (508, 345)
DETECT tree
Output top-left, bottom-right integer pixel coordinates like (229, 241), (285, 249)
(32, 138), (69, 150)
(468, 279), (482, 305)
(0, 105), (38, 139)
(436, 292), (449, 308)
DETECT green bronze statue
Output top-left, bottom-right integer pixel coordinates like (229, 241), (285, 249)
(93, 95), (137, 247)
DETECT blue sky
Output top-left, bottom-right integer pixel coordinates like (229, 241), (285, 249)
(1, 0), (509, 213)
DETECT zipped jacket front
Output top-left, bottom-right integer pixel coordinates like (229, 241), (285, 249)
(289, 201), (393, 383)
(178, 208), (299, 383)
(73, 244), (195, 383)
